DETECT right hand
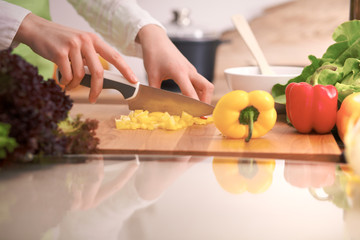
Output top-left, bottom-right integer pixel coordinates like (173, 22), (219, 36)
(136, 25), (214, 104)
(14, 13), (138, 103)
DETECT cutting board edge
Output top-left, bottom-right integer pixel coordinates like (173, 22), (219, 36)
(97, 149), (342, 162)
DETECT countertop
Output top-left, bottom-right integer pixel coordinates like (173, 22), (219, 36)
(0, 155), (359, 240)
(1, 1), (356, 239)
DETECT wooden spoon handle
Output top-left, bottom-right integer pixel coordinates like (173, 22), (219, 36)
(231, 14), (274, 75)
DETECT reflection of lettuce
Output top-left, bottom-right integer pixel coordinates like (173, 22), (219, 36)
(272, 20), (360, 104)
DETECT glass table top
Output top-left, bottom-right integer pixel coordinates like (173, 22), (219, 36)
(0, 155), (358, 240)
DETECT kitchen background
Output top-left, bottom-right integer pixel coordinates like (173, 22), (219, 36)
(45, 2), (351, 237)
(49, 0), (349, 100)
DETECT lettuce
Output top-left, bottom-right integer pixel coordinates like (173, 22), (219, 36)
(272, 20), (360, 104)
(0, 123), (17, 159)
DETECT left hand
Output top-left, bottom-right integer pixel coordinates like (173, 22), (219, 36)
(14, 13), (138, 103)
(136, 24), (214, 104)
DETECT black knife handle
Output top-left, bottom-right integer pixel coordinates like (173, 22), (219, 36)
(56, 70), (136, 99)
(82, 74), (136, 99)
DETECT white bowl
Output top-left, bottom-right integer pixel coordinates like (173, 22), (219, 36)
(224, 66), (303, 93)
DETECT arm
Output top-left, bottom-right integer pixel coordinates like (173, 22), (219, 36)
(67, 0), (163, 58)
(67, 0), (214, 103)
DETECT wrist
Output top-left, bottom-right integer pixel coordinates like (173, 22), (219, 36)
(14, 13), (34, 46)
(14, 13), (46, 47)
(136, 24), (167, 44)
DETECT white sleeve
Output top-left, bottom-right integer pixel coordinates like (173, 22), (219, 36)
(0, 1), (31, 50)
(67, 0), (165, 58)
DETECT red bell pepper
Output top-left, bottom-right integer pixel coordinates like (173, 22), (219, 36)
(285, 82), (338, 134)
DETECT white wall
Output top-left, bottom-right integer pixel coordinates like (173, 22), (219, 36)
(49, 0), (292, 83)
(136, 0), (291, 33)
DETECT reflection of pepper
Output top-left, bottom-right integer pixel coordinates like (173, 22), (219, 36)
(212, 158), (275, 194)
(213, 90), (277, 142)
(284, 162), (336, 188)
(336, 92), (360, 142)
(285, 82), (338, 133)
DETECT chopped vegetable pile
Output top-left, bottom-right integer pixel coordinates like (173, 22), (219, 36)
(272, 20), (360, 104)
(0, 49), (99, 163)
(115, 110), (213, 131)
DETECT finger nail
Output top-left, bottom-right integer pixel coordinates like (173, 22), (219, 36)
(131, 74), (138, 83)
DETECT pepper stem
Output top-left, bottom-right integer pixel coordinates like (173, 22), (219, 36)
(239, 106), (259, 142)
(245, 111), (254, 142)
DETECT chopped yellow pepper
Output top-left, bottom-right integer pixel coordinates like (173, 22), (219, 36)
(213, 90), (277, 142)
(115, 110), (213, 131)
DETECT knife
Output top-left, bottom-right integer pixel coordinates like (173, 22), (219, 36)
(59, 67), (214, 117)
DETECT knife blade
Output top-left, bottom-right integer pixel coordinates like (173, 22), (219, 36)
(67, 67), (214, 117)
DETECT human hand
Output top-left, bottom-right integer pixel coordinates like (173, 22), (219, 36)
(14, 13), (138, 103)
(137, 25), (214, 104)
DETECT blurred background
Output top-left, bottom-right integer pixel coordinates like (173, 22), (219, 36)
(50, 0), (349, 101)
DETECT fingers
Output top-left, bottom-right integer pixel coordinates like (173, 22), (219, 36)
(175, 74), (214, 104)
(94, 38), (138, 84)
(147, 72), (162, 89)
(147, 69), (200, 101)
(81, 42), (104, 103)
(55, 32), (138, 104)
(148, 70), (214, 104)
(66, 49), (85, 91)
(174, 74), (200, 101)
(57, 53), (73, 86)
(190, 74), (214, 104)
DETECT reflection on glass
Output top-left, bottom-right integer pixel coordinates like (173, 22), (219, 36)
(284, 161), (336, 189)
(321, 165), (360, 239)
(212, 157), (276, 194)
(284, 161), (360, 238)
(342, 166), (360, 239)
(0, 155), (205, 240)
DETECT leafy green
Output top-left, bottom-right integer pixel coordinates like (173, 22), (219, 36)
(0, 49), (99, 163)
(0, 123), (17, 159)
(272, 20), (360, 104)
(57, 115), (99, 154)
(335, 82), (360, 102)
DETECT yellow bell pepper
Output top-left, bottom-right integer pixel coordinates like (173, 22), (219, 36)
(213, 90), (277, 142)
(336, 92), (360, 142)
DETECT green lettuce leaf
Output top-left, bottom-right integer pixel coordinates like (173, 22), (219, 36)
(272, 55), (323, 104)
(271, 20), (360, 104)
(0, 123), (17, 159)
(335, 83), (360, 102)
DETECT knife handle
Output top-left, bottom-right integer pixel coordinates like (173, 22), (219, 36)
(56, 67), (139, 99)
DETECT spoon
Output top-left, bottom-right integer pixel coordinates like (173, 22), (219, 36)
(231, 14), (275, 75)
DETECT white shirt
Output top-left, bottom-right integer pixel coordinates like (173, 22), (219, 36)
(0, 0), (164, 57)
(0, 1), (30, 50)
(67, 0), (165, 58)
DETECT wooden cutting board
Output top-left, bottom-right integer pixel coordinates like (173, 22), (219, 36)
(70, 103), (342, 161)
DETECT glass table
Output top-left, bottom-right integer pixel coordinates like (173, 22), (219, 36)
(0, 154), (358, 240)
